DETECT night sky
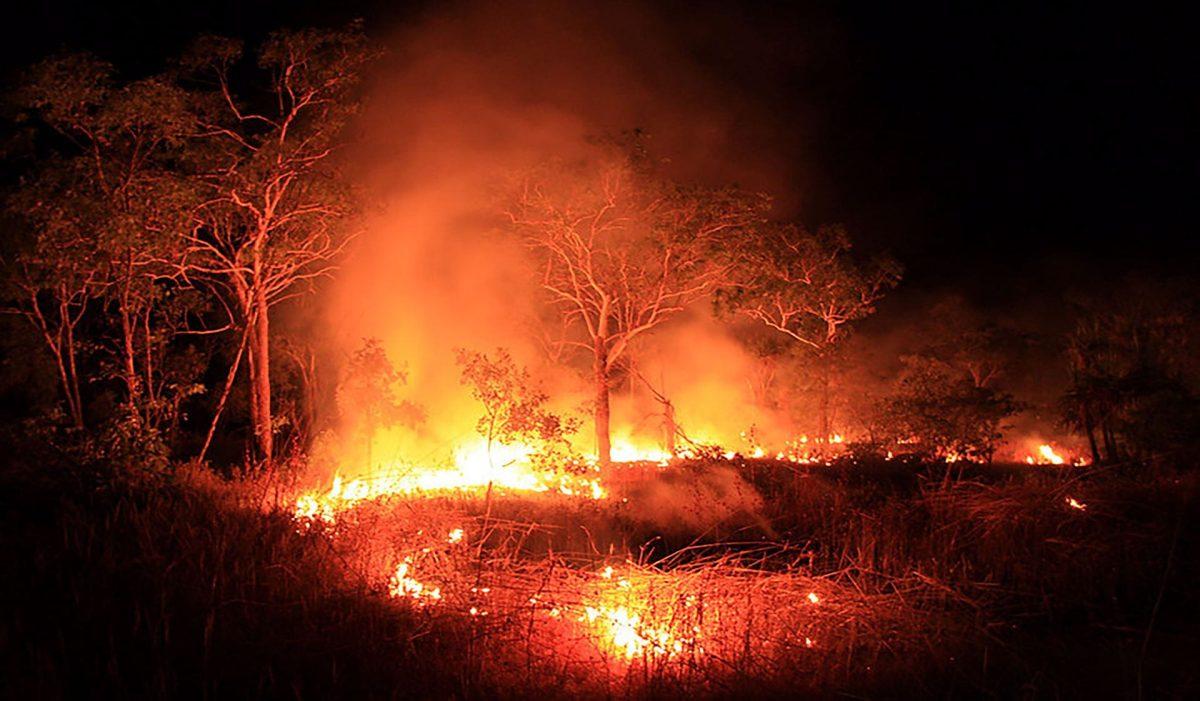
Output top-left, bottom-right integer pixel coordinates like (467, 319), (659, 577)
(3, 1), (1195, 311)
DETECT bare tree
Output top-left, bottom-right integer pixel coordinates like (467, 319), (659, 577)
(728, 224), (900, 440)
(179, 24), (377, 461)
(504, 143), (766, 464)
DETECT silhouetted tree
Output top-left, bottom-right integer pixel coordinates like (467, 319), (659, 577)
(5, 54), (204, 438)
(504, 138), (766, 464)
(1061, 278), (1200, 462)
(337, 338), (423, 470)
(879, 355), (1021, 463)
(726, 223), (900, 441)
(456, 347), (580, 481)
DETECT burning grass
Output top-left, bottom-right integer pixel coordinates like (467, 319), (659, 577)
(3, 452), (1197, 698)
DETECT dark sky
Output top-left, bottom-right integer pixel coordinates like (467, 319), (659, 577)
(3, 0), (1195, 312)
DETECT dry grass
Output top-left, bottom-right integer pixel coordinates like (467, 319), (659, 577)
(2, 454), (1197, 699)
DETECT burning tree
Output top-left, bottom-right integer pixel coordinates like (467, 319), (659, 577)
(177, 24), (378, 461)
(504, 140), (766, 464)
(725, 224), (900, 441)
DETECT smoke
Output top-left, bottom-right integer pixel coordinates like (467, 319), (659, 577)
(311, 0), (808, 476)
(613, 462), (771, 538)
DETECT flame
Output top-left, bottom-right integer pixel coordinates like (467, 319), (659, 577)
(1023, 443), (1089, 467)
(576, 567), (702, 660)
(388, 558), (442, 604)
(1032, 444), (1065, 465)
(293, 428), (847, 529)
(580, 604), (692, 658)
(605, 436), (674, 465)
(293, 437), (606, 527)
(1065, 496), (1087, 511)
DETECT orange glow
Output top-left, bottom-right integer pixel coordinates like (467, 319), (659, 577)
(574, 566), (703, 660)
(293, 437), (607, 527)
(1023, 443), (1089, 467)
(388, 558), (442, 604)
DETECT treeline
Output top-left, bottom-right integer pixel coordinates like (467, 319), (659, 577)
(1, 24), (1196, 470)
(1, 24), (375, 467)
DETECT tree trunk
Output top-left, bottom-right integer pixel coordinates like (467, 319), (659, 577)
(366, 416), (373, 470)
(663, 400), (677, 455)
(594, 339), (611, 466)
(1102, 423), (1118, 463)
(118, 280), (141, 422)
(49, 343), (82, 430)
(248, 287), (273, 461)
(818, 355), (831, 443)
(60, 295), (84, 429)
(198, 325), (249, 464)
(1082, 406), (1101, 465)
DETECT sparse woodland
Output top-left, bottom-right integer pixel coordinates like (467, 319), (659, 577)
(1, 20), (1198, 701)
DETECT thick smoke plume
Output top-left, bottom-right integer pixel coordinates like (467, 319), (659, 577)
(314, 0), (801, 478)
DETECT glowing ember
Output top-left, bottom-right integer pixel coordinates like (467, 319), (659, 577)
(807, 591), (820, 604)
(1065, 496), (1087, 511)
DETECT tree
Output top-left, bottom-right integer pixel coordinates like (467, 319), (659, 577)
(726, 224), (900, 441)
(1061, 278), (1200, 462)
(879, 355), (1021, 463)
(337, 338), (423, 470)
(456, 348), (580, 473)
(5, 54), (202, 434)
(178, 24), (378, 461)
(504, 139), (766, 464)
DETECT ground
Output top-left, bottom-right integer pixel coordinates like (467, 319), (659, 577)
(2, 454), (1198, 699)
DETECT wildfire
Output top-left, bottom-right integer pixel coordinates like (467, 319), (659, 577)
(388, 558), (442, 604)
(576, 566), (702, 660)
(1024, 443), (1089, 467)
(293, 437), (607, 527)
(606, 436), (674, 465)
(1029, 444), (1065, 465)
(580, 604), (694, 658)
